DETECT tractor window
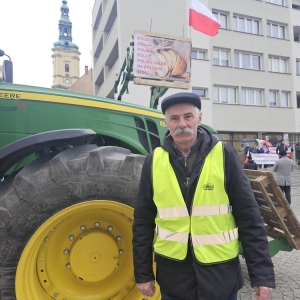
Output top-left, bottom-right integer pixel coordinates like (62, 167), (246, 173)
(65, 64), (69, 72)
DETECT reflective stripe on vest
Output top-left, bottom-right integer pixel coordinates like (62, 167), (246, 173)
(153, 142), (239, 263)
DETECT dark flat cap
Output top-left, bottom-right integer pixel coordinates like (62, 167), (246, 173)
(161, 92), (201, 114)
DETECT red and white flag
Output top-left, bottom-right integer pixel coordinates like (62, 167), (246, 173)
(189, 0), (221, 36)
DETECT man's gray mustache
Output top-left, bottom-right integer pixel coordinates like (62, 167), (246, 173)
(174, 128), (194, 136)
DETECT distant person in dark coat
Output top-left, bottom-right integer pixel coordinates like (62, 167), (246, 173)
(276, 140), (288, 154)
(244, 143), (252, 157)
(244, 155), (258, 170)
(273, 149), (294, 204)
(296, 142), (300, 160)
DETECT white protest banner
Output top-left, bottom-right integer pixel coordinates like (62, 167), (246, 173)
(251, 153), (279, 165)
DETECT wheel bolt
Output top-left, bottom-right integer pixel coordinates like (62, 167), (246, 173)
(53, 291), (59, 297)
(69, 235), (74, 241)
(116, 264), (119, 268)
(94, 222), (100, 227)
(44, 237), (50, 242)
(116, 236), (122, 241)
(119, 250), (124, 255)
(66, 263), (71, 269)
(51, 228), (55, 232)
(64, 249), (69, 255)
(80, 225), (86, 231)
(107, 226), (113, 231)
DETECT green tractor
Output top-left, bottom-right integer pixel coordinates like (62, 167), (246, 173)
(0, 64), (216, 299)
(0, 81), (163, 299)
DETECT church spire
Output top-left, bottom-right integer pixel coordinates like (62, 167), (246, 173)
(53, 0), (79, 50)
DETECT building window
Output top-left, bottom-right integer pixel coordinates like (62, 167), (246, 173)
(65, 64), (70, 72)
(234, 52), (261, 70)
(281, 91), (289, 107)
(192, 88), (207, 97)
(213, 49), (229, 66)
(295, 26), (300, 42)
(268, 56), (288, 73)
(269, 90), (278, 106)
(233, 16), (259, 34)
(296, 60), (300, 75)
(293, 3), (300, 10)
(213, 86), (236, 104)
(297, 93), (300, 108)
(242, 88), (263, 105)
(267, 22), (286, 39)
(266, 0), (285, 6)
(212, 12), (228, 29)
(191, 49), (206, 60)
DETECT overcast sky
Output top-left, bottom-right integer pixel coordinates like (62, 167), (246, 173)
(1, 0), (94, 88)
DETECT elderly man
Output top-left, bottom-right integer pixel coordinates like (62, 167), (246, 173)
(132, 93), (275, 300)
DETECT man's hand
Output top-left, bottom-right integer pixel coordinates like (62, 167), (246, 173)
(137, 281), (156, 297)
(253, 286), (274, 300)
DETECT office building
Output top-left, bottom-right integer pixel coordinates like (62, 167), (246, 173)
(92, 0), (300, 151)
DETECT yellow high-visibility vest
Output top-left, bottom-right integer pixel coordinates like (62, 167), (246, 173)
(153, 142), (239, 264)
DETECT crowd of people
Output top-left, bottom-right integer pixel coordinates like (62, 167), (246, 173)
(244, 140), (295, 157)
(243, 140), (295, 205)
(244, 143), (270, 156)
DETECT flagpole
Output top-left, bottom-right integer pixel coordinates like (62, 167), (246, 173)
(187, 0), (191, 39)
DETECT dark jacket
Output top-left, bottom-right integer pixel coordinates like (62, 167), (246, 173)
(244, 159), (258, 170)
(296, 143), (300, 159)
(133, 127), (275, 300)
(244, 146), (252, 156)
(276, 143), (288, 154)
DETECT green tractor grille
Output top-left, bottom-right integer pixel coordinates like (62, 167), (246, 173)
(135, 117), (161, 153)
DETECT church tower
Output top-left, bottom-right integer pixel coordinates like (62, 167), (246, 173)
(52, 0), (80, 89)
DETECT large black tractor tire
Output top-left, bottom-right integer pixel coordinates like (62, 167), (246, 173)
(0, 145), (158, 300)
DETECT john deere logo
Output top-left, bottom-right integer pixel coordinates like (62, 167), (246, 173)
(0, 102), (26, 112)
(203, 183), (214, 190)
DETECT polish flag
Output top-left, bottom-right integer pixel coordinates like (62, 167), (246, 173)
(189, 0), (221, 36)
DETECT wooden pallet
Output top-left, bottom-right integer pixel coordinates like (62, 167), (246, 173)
(244, 169), (300, 250)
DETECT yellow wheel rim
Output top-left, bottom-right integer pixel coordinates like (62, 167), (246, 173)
(15, 200), (160, 300)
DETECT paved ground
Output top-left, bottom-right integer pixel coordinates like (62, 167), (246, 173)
(238, 166), (300, 299)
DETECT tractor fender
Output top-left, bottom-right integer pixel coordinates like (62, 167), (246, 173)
(0, 129), (96, 178)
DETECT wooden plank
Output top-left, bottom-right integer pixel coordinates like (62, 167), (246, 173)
(276, 207), (289, 218)
(253, 175), (271, 186)
(244, 169), (300, 250)
(294, 237), (300, 249)
(133, 78), (191, 89)
(260, 206), (288, 219)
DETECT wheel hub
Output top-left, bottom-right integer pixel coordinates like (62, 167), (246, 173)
(70, 231), (119, 282)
